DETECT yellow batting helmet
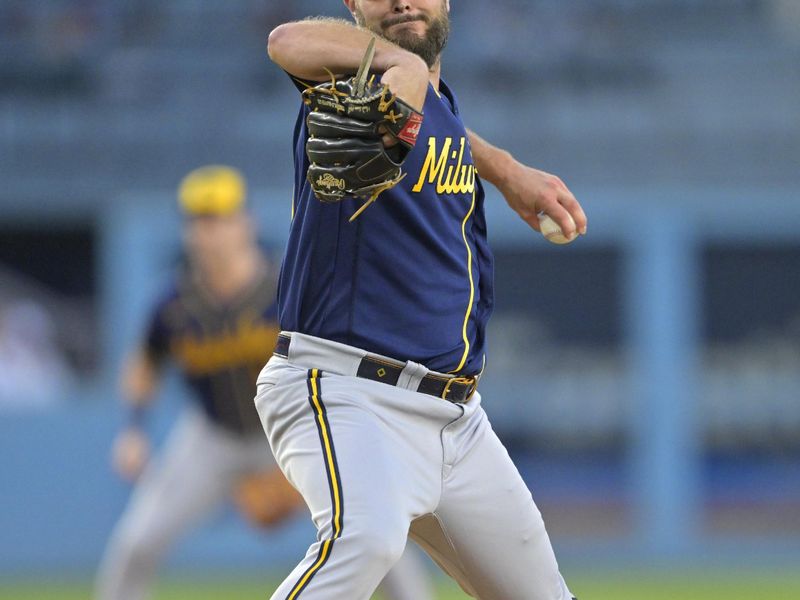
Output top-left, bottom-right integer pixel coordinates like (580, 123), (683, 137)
(178, 165), (247, 216)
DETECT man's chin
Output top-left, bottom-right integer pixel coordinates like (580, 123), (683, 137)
(373, 15), (447, 68)
(387, 32), (428, 55)
(384, 28), (424, 46)
(386, 20), (426, 35)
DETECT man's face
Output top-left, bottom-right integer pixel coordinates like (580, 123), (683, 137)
(184, 212), (252, 269)
(348, 0), (450, 69)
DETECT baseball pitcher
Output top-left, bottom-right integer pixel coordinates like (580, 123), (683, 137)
(255, 1), (587, 599)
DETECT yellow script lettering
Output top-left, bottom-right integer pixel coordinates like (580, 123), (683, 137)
(411, 136), (475, 195)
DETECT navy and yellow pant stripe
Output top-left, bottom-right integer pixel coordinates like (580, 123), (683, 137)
(285, 369), (344, 599)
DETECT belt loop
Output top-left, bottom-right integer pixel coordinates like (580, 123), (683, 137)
(397, 361), (428, 392)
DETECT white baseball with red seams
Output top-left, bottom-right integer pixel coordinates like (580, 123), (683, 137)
(538, 212), (577, 245)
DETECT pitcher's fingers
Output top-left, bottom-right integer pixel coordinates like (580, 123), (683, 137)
(558, 187), (587, 234)
(539, 202), (578, 239)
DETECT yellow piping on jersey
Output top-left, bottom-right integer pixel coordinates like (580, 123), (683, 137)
(452, 188), (477, 373)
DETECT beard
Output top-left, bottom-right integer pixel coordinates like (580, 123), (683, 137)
(355, 4), (449, 69)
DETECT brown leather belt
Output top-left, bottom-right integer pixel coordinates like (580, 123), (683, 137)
(274, 334), (477, 404)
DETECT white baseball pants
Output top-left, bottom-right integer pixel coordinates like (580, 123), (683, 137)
(255, 333), (574, 600)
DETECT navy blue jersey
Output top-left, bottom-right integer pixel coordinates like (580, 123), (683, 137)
(279, 79), (494, 375)
(145, 266), (279, 435)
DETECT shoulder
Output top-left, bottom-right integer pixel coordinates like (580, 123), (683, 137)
(147, 277), (186, 324)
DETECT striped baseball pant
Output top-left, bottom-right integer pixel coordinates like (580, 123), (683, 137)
(255, 333), (574, 600)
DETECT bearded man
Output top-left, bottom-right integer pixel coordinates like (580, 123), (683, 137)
(257, 2), (586, 598)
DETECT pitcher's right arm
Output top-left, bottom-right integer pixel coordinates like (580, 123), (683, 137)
(267, 18), (428, 111)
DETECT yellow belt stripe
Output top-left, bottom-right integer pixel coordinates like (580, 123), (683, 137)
(453, 188), (477, 373)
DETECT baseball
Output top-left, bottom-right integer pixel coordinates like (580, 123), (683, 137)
(537, 212), (577, 245)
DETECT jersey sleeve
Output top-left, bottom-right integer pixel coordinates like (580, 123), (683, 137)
(142, 295), (174, 365)
(285, 70), (319, 94)
(284, 69), (359, 94)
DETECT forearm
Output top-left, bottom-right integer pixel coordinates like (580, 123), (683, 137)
(268, 18), (423, 81)
(467, 128), (586, 235)
(120, 350), (159, 411)
(467, 128), (518, 191)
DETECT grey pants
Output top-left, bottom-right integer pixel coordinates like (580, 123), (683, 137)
(256, 333), (574, 600)
(95, 408), (433, 600)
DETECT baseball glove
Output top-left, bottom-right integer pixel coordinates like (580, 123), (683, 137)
(233, 467), (305, 528)
(301, 37), (424, 220)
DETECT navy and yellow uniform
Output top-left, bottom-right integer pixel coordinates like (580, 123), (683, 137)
(146, 266), (279, 435)
(279, 80), (494, 376)
(257, 13), (580, 600)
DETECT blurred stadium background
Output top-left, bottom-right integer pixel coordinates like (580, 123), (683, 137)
(1, 0), (799, 598)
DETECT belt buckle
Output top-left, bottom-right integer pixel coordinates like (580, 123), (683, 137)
(441, 376), (477, 403)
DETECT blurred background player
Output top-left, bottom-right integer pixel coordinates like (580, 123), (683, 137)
(95, 165), (433, 600)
